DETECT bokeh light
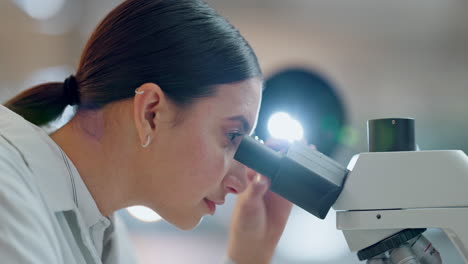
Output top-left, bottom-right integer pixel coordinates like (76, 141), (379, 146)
(127, 206), (162, 223)
(14, 0), (66, 20)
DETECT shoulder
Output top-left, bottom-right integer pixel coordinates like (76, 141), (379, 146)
(0, 133), (36, 194)
(0, 109), (48, 220)
(0, 104), (64, 189)
(0, 105), (43, 190)
(0, 136), (62, 263)
(0, 115), (66, 262)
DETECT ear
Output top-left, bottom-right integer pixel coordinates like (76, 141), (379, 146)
(133, 83), (166, 146)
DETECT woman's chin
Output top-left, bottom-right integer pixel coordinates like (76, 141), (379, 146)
(169, 214), (204, 231)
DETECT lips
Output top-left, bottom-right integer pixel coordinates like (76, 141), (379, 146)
(203, 198), (216, 215)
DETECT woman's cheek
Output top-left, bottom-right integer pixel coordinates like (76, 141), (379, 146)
(189, 143), (223, 183)
(206, 147), (229, 186)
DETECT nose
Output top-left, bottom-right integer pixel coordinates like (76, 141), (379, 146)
(223, 160), (249, 194)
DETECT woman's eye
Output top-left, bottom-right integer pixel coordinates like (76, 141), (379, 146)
(227, 132), (243, 143)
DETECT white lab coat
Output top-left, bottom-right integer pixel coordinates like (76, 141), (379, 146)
(0, 105), (138, 264)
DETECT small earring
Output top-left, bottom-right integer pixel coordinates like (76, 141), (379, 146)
(135, 88), (144, 95)
(141, 135), (151, 148)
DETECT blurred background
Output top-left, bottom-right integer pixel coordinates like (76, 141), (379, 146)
(1, 0), (468, 263)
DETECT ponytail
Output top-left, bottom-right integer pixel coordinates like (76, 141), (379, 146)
(4, 81), (71, 126)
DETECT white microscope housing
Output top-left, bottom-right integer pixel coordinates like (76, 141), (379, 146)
(334, 150), (468, 263)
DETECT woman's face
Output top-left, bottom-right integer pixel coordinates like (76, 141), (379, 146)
(136, 78), (262, 229)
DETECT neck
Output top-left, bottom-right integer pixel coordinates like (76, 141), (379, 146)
(50, 115), (136, 217)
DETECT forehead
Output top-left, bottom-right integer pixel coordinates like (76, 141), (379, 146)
(190, 78), (263, 131)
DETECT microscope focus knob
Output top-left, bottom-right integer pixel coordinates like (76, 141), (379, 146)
(357, 228), (426, 261)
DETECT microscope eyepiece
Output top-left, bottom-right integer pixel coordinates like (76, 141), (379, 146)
(367, 118), (416, 152)
(234, 136), (348, 219)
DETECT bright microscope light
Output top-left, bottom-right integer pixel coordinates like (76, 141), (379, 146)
(267, 112), (304, 142)
(126, 206), (162, 223)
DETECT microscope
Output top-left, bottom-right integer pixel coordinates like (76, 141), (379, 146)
(234, 118), (468, 263)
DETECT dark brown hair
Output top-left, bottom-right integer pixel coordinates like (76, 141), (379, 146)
(4, 0), (261, 126)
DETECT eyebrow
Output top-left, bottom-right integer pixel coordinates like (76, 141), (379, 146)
(228, 115), (252, 134)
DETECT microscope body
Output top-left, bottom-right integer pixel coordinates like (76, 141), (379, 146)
(334, 150), (468, 263)
(234, 118), (468, 262)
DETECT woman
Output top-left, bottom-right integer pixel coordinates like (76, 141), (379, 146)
(0, 0), (292, 263)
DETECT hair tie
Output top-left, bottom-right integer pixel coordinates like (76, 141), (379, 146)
(63, 75), (80, 106)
